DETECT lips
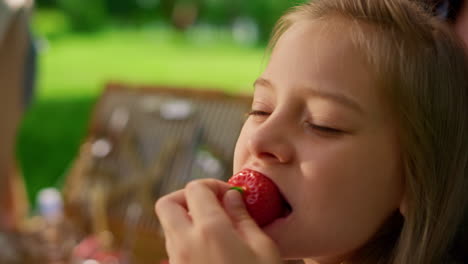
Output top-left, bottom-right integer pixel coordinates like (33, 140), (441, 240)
(228, 169), (292, 226)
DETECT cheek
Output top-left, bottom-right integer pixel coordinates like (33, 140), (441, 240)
(305, 139), (403, 214)
(301, 132), (402, 201)
(292, 135), (403, 254)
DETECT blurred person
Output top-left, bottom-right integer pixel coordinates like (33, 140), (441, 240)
(155, 0), (468, 264)
(0, 0), (35, 231)
(425, 0), (468, 45)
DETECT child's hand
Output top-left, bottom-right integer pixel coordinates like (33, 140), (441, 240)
(155, 179), (283, 264)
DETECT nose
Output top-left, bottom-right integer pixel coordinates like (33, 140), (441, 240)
(247, 117), (294, 164)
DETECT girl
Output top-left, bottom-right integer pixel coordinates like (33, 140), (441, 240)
(155, 0), (468, 263)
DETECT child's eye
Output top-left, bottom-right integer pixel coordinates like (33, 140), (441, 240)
(246, 110), (271, 122)
(247, 110), (271, 116)
(306, 122), (343, 135)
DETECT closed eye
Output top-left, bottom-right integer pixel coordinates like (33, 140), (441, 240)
(247, 110), (270, 116)
(247, 110), (345, 135)
(307, 123), (343, 134)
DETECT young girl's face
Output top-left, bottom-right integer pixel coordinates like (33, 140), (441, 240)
(233, 19), (405, 262)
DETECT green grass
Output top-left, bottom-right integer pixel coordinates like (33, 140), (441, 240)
(18, 27), (265, 205)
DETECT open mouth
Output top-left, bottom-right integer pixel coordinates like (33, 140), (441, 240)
(264, 194), (292, 228)
(280, 194), (293, 218)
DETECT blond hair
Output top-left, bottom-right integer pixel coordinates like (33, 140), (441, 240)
(270, 0), (468, 263)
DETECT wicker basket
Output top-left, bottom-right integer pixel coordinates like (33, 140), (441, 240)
(62, 82), (252, 264)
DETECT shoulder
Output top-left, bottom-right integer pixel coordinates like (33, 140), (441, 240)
(0, 0), (32, 46)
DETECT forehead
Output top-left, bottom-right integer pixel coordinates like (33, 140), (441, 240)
(262, 17), (394, 121)
(270, 17), (369, 77)
(265, 20), (371, 88)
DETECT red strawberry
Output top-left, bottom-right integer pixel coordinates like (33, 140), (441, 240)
(228, 169), (289, 227)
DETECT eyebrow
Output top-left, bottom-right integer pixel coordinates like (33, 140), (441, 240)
(253, 77), (364, 115)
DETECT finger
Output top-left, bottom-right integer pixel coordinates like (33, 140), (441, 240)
(223, 189), (259, 231)
(155, 191), (191, 234)
(159, 189), (188, 210)
(223, 189), (277, 251)
(187, 178), (232, 199)
(185, 180), (231, 226)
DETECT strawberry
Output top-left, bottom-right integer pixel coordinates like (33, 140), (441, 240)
(228, 169), (289, 227)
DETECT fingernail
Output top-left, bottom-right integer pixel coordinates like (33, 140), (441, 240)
(225, 189), (244, 209)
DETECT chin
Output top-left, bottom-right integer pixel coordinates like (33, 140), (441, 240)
(262, 216), (307, 259)
(263, 221), (352, 263)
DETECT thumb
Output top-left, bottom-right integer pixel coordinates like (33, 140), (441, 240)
(223, 190), (280, 263)
(223, 189), (279, 254)
(223, 189), (262, 234)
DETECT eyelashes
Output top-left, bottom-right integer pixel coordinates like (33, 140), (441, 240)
(247, 110), (270, 116)
(305, 123), (343, 134)
(246, 109), (344, 135)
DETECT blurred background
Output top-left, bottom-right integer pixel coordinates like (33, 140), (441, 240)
(19, 0), (309, 206)
(1, 1), (309, 262)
